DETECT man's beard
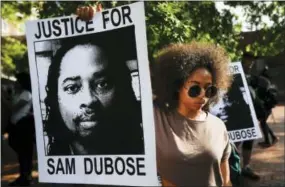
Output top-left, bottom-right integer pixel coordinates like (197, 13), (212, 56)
(73, 113), (121, 154)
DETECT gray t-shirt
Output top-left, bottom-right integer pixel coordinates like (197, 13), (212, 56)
(154, 105), (231, 187)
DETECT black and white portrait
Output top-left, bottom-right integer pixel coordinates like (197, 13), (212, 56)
(35, 26), (144, 156)
(26, 4), (158, 185)
(211, 74), (253, 131)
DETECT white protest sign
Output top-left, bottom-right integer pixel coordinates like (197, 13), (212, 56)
(210, 62), (262, 142)
(26, 2), (158, 186)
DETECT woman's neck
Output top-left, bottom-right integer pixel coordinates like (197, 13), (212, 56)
(177, 106), (205, 121)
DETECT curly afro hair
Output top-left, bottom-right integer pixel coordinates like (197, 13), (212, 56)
(152, 42), (233, 111)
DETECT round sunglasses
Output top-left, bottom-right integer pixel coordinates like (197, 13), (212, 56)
(187, 85), (217, 98)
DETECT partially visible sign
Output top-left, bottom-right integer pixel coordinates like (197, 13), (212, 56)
(210, 62), (262, 142)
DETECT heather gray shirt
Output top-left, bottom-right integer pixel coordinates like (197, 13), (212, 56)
(154, 105), (231, 187)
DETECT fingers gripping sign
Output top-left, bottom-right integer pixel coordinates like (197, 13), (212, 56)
(96, 3), (103, 12)
(76, 3), (133, 30)
(76, 3), (103, 21)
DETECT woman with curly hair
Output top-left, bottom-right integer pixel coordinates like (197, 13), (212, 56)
(152, 42), (233, 187)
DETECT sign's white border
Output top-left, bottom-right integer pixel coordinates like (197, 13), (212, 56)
(26, 2), (158, 186)
(228, 62), (262, 142)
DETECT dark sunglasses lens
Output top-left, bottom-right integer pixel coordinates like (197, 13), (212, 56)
(188, 85), (201, 98)
(205, 86), (217, 98)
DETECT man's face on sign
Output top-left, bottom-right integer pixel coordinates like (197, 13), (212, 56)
(57, 44), (117, 138)
(130, 71), (140, 101)
(210, 91), (231, 122)
(211, 85), (248, 123)
(239, 86), (249, 105)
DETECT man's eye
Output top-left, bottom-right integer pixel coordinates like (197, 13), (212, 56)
(94, 80), (113, 94)
(64, 85), (80, 94)
(97, 81), (108, 89)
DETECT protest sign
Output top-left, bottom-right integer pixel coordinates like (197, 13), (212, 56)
(26, 2), (157, 186)
(210, 62), (262, 142)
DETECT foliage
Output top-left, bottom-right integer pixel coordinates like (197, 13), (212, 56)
(1, 37), (27, 76)
(1, 1), (285, 75)
(145, 1), (241, 61)
(1, 1), (33, 23)
(225, 1), (285, 57)
(1, 1), (33, 76)
(36, 1), (130, 19)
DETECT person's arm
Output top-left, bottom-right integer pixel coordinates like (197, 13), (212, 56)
(12, 99), (29, 114)
(221, 124), (232, 186)
(11, 91), (31, 114)
(221, 159), (231, 186)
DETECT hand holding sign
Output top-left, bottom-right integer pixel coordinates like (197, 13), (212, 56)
(76, 3), (103, 21)
(76, 4), (133, 30)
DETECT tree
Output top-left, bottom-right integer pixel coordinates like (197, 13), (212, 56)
(1, 1), (34, 76)
(1, 37), (27, 76)
(1, 1), (285, 76)
(225, 1), (285, 57)
(35, 1), (285, 61)
(145, 1), (241, 61)
(1, 1), (34, 24)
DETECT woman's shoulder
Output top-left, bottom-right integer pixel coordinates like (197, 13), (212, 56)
(153, 100), (175, 121)
(153, 100), (171, 114)
(153, 101), (163, 116)
(206, 112), (227, 129)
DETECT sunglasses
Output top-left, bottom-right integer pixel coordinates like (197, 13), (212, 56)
(187, 85), (217, 98)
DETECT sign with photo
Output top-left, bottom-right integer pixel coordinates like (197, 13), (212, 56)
(210, 62), (262, 142)
(26, 2), (157, 186)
